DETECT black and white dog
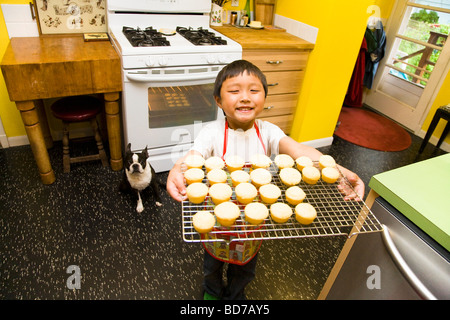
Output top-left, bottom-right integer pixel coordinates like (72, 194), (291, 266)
(120, 143), (164, 212)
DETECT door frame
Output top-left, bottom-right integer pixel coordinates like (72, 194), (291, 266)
(364, 0), (450, 134)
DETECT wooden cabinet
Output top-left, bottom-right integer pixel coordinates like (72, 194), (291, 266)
(244, 49), (309, 134)
(212, 25), (313, 135)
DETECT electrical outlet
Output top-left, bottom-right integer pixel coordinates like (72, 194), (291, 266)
(232, 0), (239, 7)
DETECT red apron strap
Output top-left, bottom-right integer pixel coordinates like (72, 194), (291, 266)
(222, 120), (266, 160)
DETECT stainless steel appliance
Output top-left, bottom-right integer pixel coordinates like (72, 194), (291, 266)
(325, 197), (450, 300)
(107, 0), (242, 172)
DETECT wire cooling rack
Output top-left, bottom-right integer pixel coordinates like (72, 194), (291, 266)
(182, 162), (383, 243)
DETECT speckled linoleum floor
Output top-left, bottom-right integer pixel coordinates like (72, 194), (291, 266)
(0, 131), (447, 300)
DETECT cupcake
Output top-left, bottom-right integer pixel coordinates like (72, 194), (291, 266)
(204, 156), (225, 172)
(186, 182), (208, 204)
(250, 154), (272, 169)
(184, 154), (205, 169)
(274, 154), (294, 170)
(321, 167), (340, 184)
(208, 183), (232, 205)
(192, 211), (216, 234)
(302, 166), (321, 185)
(270, 202), (293, 223)
(319, 155), (336, 169)
(244, 202), (269, 225)
(184, 168), (204, 185)
(258, 183), (281, 204)
(230, 170), (250, 187)
(295, 203), (317, 225)
(206, 168), (227, 185)
(295, 156), (313, 171)
(225, 155), (245, 172)
(235, 182), (258, 204)
(279, 167), (302, 186)
(214, 201), (241, 227)
(285, 186), (306, 205)
(250, 168), (272, 188)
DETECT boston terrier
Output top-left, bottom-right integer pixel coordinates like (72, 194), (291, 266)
(120, 143), (164, 212)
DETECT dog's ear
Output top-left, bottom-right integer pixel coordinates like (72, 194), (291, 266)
(126, 143), (132, 153)
(143, 146), (149, 157)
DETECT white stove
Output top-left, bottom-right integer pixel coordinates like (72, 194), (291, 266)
(106, 0), (242, 172)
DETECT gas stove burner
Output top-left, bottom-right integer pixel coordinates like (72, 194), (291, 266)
(176, 26), (227, 46)
(123, 26), (170, 47)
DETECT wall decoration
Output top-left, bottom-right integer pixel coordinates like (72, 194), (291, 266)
(34, 0), (107, 34)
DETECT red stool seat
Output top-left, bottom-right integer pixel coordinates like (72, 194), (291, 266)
(51, 95), (101, 122)
(50, 95), (108, 172)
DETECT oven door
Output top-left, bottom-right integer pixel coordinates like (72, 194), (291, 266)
(122, 65), (225, 152)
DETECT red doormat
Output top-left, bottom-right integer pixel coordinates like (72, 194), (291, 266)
(335, 107), (412, 151)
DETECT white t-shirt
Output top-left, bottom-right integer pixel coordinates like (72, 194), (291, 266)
(191, 119), (286, 162)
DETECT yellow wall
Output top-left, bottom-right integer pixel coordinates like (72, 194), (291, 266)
(421, 71), (450, 145)
(0, 0), (29, 138)
(276, 0), (394, 143)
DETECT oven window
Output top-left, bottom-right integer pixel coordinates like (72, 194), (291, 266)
(148, 83), (217, 128)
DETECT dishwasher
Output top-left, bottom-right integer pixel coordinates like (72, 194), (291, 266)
(325, 196), (450, 300)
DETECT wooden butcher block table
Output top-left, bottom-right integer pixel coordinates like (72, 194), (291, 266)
(1, 35), (123, 184)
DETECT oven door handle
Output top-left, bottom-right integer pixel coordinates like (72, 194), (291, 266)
(381, 225), (437, 300)
(125, 72), (218, 83)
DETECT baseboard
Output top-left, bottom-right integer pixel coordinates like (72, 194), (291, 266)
(5, 135), (29, 147)
(301, 136), (334, 149)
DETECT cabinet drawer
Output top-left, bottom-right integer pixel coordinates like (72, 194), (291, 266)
(260, 93), (298, 118)
(266, 71), (304, 95)
(243, 50), (310, 72)
(258, 114), (293, 134)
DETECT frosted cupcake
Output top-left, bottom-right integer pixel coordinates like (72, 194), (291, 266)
(214, 201), (241, 227)
(186, 182), (208, 204)
(250, 168), (272, 188)
(192, 211), (216, 234)
(319, 155), (336, 169)
(230, 170), (250, 187)
(295, 156), (313, 171)
(235, 182), (258, 204)
(250, 154), (272, 169)
(244, 202), (269, 225)
(274, 154), (294, 170)
(258, 183), (281, 204)
(204, 156), (225, 172)
(184, 154), (205, 169)
(184, 168), (204, 185)
(225, 155), (245, 172)
(270, 202), (293, 223)
(206, 168), (227, 185)
(285, 186), (306, 205)
(208, 183), (232, 205)
(295, 203), (317, 225)
(302, 166), (321, 185)
(279, 167), (302, 186)
(321, 167), (340, 184)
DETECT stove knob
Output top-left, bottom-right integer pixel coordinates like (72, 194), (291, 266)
(158, 56), (168, 66)
(146, 57), (156, 67)
(206, 54), (217, 64)
(218, 55), (229, 64)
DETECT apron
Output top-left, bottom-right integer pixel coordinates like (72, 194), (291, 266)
(202, 120), (265, 265)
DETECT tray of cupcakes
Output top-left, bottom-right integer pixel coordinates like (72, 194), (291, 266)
(181, 153), (383, 243)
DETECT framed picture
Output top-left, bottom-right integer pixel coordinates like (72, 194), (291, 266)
(33, 0), (107, 35)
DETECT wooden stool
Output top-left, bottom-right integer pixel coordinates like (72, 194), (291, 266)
(51, 95), (109, 172)
(419, 105), (450, 153)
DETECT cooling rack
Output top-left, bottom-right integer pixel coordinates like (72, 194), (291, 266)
(182, 162), (383, 243)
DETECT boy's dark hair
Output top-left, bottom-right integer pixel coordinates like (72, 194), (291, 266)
(214, 60), (268, 98)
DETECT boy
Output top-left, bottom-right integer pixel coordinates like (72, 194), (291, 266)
(167, 60), (364, 299)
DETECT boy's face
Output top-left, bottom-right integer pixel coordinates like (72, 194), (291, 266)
(215, 71), (265, 131)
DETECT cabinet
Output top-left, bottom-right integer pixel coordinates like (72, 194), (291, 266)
(244, 49), (309, 134)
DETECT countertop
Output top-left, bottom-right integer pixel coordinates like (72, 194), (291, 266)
(368, 154), (450, 251)
(212, 25), (315, 50)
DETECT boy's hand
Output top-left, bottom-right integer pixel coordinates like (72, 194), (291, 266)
(337, 166), (365, 201)
(167, 164), (188, 202)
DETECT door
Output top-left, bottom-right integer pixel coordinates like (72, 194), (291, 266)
(364, 0), (450, 132)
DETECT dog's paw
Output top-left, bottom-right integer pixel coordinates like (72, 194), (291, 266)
(156, 201), (162, 207)
(136, 203), (144, 213)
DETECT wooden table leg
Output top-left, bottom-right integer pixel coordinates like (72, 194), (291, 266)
(104, 92), (123, 171)
(16, 100), (55, 185)
(35, 99), (53, 149)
